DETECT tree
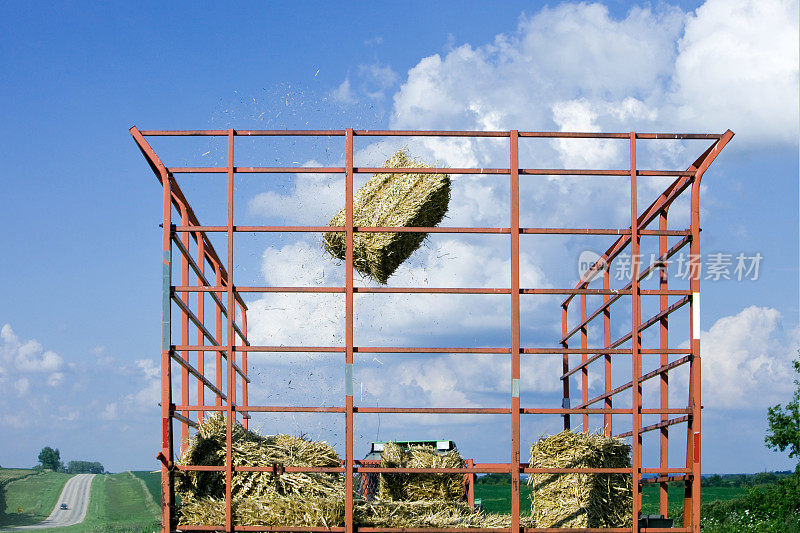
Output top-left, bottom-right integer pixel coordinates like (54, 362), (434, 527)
(66, 460), (104, 474)
(37, 446), (63, 471)
(765, 357), (800, 474)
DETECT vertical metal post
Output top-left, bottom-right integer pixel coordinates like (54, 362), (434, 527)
(659, 209), (669, 515)
(242, 306), (248, 430)
(580, 293), (588, 432)
(197, 235), (205, 423)
(215, 265), (223, 408)
(466, 458), (475, 510)
(160, 172), (174, 533)
(344, 128), (355, 533)
(630, 132), (642, 531)
(603, 268), (612, 436)
(225, 128), (235, 532)
(180, 206), (190, 452)
(562, 304), (570, 431)
(509, 130), (521, 533)
(689, 174), (703, 533)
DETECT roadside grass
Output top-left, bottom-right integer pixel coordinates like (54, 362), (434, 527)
(131, 471), (161, 507)
(0, 470), (72, 526)
(42, 472), (160, 532)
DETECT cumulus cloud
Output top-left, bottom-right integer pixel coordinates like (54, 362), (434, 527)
(698, 306), (797, 408)
(1, 324), (63, 385)
(670, 0), (799, 144)
(391, 0), (798, 145)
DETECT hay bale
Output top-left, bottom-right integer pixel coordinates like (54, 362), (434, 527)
(377, 442), (465, 501)
(323, 149), (451, 284)
(180, 496), (515, 529)
(175, 414), (341, 503)
(179, 494), (345, 528)
(527, 430), (632, 529)
(356, 500), (513, 528)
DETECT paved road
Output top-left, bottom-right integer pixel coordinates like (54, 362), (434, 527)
(7, 473), (95, 530)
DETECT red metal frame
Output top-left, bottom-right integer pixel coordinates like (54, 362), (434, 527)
(131, 127), (733, 533)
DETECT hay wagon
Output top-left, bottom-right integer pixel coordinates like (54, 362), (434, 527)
(131, 127), (733, 533)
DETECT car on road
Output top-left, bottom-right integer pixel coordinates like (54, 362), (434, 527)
(60, 503), (68, 510)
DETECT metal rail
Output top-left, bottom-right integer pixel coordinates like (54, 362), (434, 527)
(131, 127), (732, 533)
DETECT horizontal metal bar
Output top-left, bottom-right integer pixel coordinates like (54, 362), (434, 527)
(141, 128), (723, 139)
(171, 236), (246, 342)
(522, 408), (632, 414)
(177, 526), (346, 532)
(355, 407), (508, 414)
(169, 355), (226, 400)
(573, 356), (692, 409)
(641, 468), (691, 474)
(173, 225), (684, 235)
(616, 415), (690, 438)
(175, 345), (691, 356)
(237, 406), (345, 413)
(561, 234), (692, 342)
(167, 166), (697, 177)
(171, 412), (198, 429)
(562, 296), (691, 379)
(172, 405), (689, 416)
(523, 468), (632, 474)
(641, 474), (691, 485)
(170, 296), (251, 382)
(173, 286), (686, 296)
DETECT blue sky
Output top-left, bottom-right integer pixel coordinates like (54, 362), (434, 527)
(1, 0), (798, 474)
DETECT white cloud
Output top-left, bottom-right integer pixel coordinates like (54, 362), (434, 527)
(670, 0), (799, 144)
(689, 306), (797, 408)
(100, 402), (118, 420)
(248, 168), (342, 225)
(391, 0), (798, 145)
(14, 378), (29, 396)
(1, 324), (64, 389)
(331, 78), (355, 103)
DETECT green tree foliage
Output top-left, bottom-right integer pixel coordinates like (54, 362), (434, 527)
(37, 446), (62, 471)
(765, 358), (800, 473)
(66, 460), (104, 474)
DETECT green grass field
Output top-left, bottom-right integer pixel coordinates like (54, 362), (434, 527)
(1, 470), (73, 526)
(474, 481), (748, 516)
(40, 472), (160, 532)
(0, 468), (38, 485)
(131, 470), (161, 507)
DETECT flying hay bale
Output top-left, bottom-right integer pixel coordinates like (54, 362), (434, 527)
(377, 442), (465, 501)
(527, 430), (632, 529)
(175, 414), (341, 503)
(323, 149), (451, 284)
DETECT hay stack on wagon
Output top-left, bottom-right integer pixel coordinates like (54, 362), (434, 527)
(176, 416), (509, 528)
(174, 414), (341, 503)
(377, 442), (465, 501)
(323, 149), (451, 284)
(527, 430), (632, 529)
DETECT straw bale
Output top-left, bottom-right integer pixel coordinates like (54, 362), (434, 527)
(179, 496), (517, 529)
(377, 442), (465, 501)
(527, 430), (632, 528)
(179, 494), (345, 528)
(323, 149), (451, 284)
(175, 414), (341, 502)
